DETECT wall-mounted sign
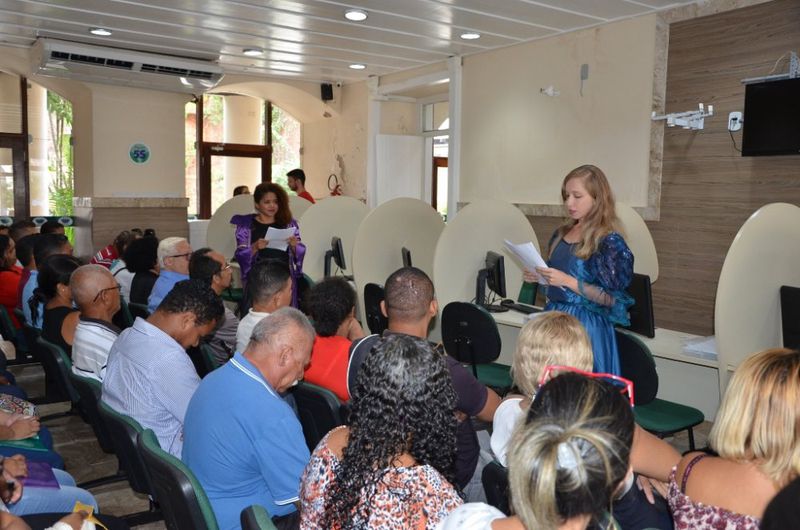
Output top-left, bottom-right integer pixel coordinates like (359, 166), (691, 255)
(129, 143), (151, 164)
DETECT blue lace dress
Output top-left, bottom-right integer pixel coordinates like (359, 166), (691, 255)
(544, 232), (634, 375)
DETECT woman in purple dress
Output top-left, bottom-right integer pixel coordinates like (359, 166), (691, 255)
(231, 182), (306, 307)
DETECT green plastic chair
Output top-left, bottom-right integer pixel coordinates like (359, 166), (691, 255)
(221, 287), (243, 304)
(241, 505), (279, 530)
(116, 297), (135, 329)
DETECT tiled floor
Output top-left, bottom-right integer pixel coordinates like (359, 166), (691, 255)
(10, 363), (713, 530)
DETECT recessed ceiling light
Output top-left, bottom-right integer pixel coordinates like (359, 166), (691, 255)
(89, 27), (112, 36)
(349, 63), (366, 70)
(243, 48), (264, 57)
(460, 32), (481, 40)
(344, 9), (368, 22)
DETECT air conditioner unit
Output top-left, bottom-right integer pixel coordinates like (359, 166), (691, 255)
(31, 38), (224, 93)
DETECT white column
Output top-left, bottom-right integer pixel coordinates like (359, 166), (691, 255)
(223, 95), (261, 199)
(27, 83), (49, 216)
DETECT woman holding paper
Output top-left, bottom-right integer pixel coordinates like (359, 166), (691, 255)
(524, 165), (633, 375)
(231, 182), (306, 306)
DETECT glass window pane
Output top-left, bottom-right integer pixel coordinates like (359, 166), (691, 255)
(203, 94), (225, 143)
(0, 72), (22, 134)
(271, 105), (301, 189)
(423, 101), (449, 133)
(0, 148), (14, 216)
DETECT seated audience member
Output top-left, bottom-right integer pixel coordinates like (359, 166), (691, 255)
(348, 267), (500, 501)
(124, 236), (159, 305)
(102, 280), (223, 457)
(491, 311), (594, 466)
(188, 248), (238, 363)
(70, 265), (121, 382)
(8, 221), (36, 243)
(302, 277), (364, 401)
(14, 235), (38, 315)
(761, 476), (800, 530)
(32, 255), (81, 356)
(184, 308), (315, 530)
(301, 334), (462, 529)
(0, 408), (64, 470)
(235, 261), (292, 353)
(91, 229), (139, 269)
(440, 372), (634, 529)
(668, 348), (800, 529)
(23, 234), (72, 328)
(0, 236), (23, 328)
(147, 237), (192, 313)
(233, 185), (250, 196)
(38, 221), (64, 236)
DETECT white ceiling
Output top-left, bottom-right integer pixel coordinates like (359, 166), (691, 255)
(0, 0), (697, 84)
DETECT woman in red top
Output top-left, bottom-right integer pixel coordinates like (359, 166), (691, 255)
(303, 277), (364, 401)
(0, 235), (23, 329)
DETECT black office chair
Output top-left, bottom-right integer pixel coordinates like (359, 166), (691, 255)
(98, 401), (162, 525)
(292, 382), (343, 451)
(616, 330), (705, 450)
(363, 283), (388, 335)
(137, 429), (220, 530)
(241, 505), (279, 530)
(482, 461), (511, 515)
(441, 302), (510, 390)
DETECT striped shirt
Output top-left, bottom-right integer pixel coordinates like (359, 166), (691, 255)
(102, 317), (200, 457)
(71, 316), (120, 382)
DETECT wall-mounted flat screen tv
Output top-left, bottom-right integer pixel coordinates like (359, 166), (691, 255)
(742, 77), (800, 156)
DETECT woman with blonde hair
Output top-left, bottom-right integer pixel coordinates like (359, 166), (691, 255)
(668, 347), (800, 529)
(524, 165), (633, 375)
(490, 311), (593, 466)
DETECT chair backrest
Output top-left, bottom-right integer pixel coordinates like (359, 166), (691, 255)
(199, 344), (221, 375)
(35, 337), (80, 404)
(17, 312), (41, 362)
(615, 330), (659, 406)
(482, 461), (511, 515)
(441, 302), (501, 366)
(0, 306), (17, 345)
(114, 297), (135, 330)
(241, 505), (278, 530)
(128, 302), (151, 321)
(363, 283), (388, 335)
(67, 371), (114, 453)
(98, 400), (154, 495)
(137, 429), (219, 530)
(292, 382), (343, 451)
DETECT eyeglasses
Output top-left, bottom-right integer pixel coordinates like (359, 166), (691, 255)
(538, 365), (635, 407)
(93, 285), (122, 303)
(168, 252), (191, 260)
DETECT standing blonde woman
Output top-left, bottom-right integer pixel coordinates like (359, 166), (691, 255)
(525, 165), (633, 375)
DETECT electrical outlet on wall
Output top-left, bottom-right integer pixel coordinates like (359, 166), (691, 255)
(728, 111), (743, 132)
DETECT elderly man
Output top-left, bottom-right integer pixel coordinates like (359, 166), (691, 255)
(188, 248), (238, 363)
(70, 264), (122, 381)
(147, 236), (192, 313)
(235, 260), (292, 353)
(183, 307), (314, 530)
(103, 280), (224, 457)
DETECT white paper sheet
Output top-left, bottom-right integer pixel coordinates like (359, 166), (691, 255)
(504, 239), (549, 284)
(264, 227), (295, 251)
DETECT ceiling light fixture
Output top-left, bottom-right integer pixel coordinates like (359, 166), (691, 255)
(243, 48), (264, 57)
(349, 63), (366, 70)
(89, 27), (112, 36)
(344, 9), (368, 22)
(460, 32), (481, 40)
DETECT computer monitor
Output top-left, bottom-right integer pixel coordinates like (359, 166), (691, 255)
(476, 251), (508, 312)
(324, 236), (347, 278)
(780, 286), (800, 350)
(617, 273), (655, 338)
(401, 247), (413, 268)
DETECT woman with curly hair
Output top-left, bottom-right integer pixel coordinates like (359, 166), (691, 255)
(300, 333), (463, 529)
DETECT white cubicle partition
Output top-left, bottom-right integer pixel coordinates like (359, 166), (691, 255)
(298, 196), (369, 282)
(351, 197), (445, 315)
(616, 203), (659, 282)
(206, 195), (254, 260)
(715, 202), (800, 395)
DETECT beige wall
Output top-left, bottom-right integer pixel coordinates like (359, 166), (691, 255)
(460, 15), (657, 208)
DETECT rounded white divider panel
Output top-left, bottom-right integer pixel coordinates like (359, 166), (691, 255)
(616, 203), (659, 282)
(351, 198), (445, 315)
(715, 202), (800, 395)
(433, 199), (538, 312)
(289, 194), (312, 220)
(298, 196), (369, 282)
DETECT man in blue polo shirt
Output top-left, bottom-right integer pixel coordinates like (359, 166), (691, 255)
(182, 307), (314, 530)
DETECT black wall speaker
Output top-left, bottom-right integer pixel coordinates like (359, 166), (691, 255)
(321, 83), (334, 101)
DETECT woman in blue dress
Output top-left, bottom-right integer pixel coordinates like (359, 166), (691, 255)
(525, 165), (634, 375)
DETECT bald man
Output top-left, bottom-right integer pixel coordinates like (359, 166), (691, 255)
(70, 264), (122, 381)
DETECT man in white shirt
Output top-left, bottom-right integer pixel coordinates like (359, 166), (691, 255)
(235, 261), (292, 353)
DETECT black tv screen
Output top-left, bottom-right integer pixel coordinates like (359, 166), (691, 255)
(742, 77), (800, 156)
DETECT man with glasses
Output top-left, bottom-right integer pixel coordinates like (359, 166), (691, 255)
(148, 237), (192, 313)
(70, 264), (122, 381)
(189, 248), (239, 364)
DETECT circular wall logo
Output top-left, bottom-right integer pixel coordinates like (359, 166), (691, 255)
(129, 143), (151, 164)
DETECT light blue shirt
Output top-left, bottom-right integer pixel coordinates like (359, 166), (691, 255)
(22, 270), (44, 329)
(147, 270), (189, 313)
(101, 317), (200, 457)
(182, 353), (309, 530)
